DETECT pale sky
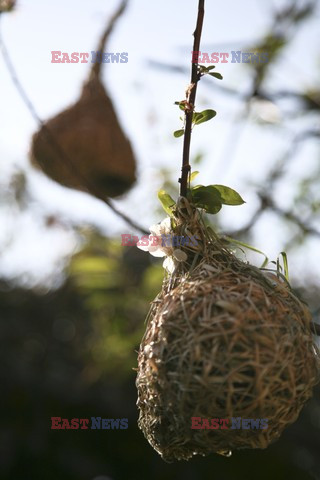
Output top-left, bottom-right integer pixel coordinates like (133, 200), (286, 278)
(0, 0), (320, 287)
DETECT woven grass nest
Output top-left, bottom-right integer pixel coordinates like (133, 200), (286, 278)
(136, 197), (320, 462)
(31, 75), (136, 198)
(30, 1), (136, 198)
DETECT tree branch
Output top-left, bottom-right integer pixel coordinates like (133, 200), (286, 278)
(90, 0), (129, 79)
(0, 5), (147, 234)
(179, 0), (205, 197)
(259, 194), (320, 239)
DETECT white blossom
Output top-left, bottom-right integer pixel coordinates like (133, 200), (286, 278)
(137, 217), (187, 273)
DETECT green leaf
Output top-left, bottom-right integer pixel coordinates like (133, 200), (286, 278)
(209, 72), (223, 80)
(193, 152), (204, 165)
(189, 171), (199, 182)
(191, 185), (222, 214)
(173, 129), (184, 138)
(192, 112), (202, 124)
(158, 190), (175, 216)
(174, 101), (186, 111)
(193, 109), (217, 125)
(211, 185), (245, 205)
(224, 236), (269, 268)
(198, 65), (216, 73)
(278, 252), (289, 281)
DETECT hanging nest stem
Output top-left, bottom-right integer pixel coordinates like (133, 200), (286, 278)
(30, 0), (136, 199)
(136, 197), (320, 462)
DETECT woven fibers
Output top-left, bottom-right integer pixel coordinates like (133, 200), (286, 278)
(31, 76), (136, 198)
(136, 200), (319, 462)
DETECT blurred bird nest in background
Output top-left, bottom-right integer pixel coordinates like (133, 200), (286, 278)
(30, 0), (136, 199)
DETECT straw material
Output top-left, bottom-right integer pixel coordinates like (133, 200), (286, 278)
(0, 0), (15, 12)
(136, 198), (320, 462)
(31, 76), (136, 198)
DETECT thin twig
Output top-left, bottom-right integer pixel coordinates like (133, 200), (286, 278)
(90, 0), (129, 79)
(259, 194), (320, 239)
(0, 4), (147, 234)
(179, 0), (205, 197)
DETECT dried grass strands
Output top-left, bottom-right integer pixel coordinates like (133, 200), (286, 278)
(136, 198), (320, 462)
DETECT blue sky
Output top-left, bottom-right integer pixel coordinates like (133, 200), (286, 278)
(0, 0), (320, 287)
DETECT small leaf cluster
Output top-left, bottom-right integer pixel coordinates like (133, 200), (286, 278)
(197, 64), (223, 80)
(158, 172), (245, 217)
(190, 184), (245, 214)
(173, 107), (217, 137)
(173, 64), (222, 138)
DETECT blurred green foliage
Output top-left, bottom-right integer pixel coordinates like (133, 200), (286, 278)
(1, 1), (320, 478)
(68, 233), (163, 377)
(1, 231), (319, 479)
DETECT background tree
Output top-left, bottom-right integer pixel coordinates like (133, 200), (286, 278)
(0, 1), (319, 479)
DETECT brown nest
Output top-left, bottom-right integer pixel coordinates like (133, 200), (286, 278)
(136, 198), (320, 462)
(30, 0), (136, 198)
(31, 76), (136, 198)
(0, 0), (15, 12)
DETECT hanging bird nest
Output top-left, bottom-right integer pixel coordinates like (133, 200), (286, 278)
(31, 75), (136, 197)
(0, 0), (16, 12)
(136, 197), (320, 462)
(30, 0), (136, 198)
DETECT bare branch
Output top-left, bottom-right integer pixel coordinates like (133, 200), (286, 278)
(0, 5), (148, 234)
(179, 0), (205, 197)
